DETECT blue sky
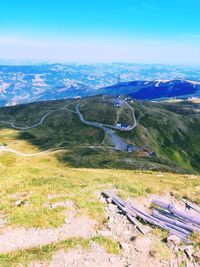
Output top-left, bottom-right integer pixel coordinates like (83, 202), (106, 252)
(0, 0), (200, 64)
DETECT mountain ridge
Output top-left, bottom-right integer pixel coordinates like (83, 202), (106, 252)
(0, 95), (200, 173)
(1, 64), (200, 107)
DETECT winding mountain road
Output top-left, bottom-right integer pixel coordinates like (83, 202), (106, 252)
(0, 146), (52, 156)
(0, 100), (137, 155)
(75, 102), (136, 151)
(0, 107), (76, 130)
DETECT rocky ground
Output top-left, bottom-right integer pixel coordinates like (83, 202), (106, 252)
(0, 190), (199, 267)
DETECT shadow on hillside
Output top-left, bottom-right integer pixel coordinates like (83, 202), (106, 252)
(55, 147), (192, 174)
(0, 123), (193, 174)
(0, 124), (183, 173)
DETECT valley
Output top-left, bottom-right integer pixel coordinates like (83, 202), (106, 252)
(1, 64), (200, 107)
(0, 95), (200, 173)
(0, 94), (199, 267)
(1, 0), (200, 265)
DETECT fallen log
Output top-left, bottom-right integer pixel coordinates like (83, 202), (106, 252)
(154, 208), (185, 222)
(103, 194), (145, 234)
(126, 214), (146, 234)
(183, 199), (200, 214)
(102, 193), (192, 243)
(113, 196), (191, 237)
(152, 209), (200, 233)
(152, 200), (200, 226)
(126, 207), (191, 243)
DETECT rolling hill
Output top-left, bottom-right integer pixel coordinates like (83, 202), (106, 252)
(102, 79), (200, 99)
(1, 63), (200, 107)
(0, 95), (200, 267)
(0, 95), (200, 173)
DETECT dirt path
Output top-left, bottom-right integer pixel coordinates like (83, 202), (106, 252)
(0, 146), (53, 156)
(0, 191), (197, 266)
(0, 204), (96, 253)
(0, 99), (138, 155)
(30, 246), (123, 267)
(0, 107), (76, 130)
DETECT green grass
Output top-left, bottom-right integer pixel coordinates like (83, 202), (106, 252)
(0, 97), (199, 265)
(80, 97), (117, 125)
(91, 236), (120, 254)
(0, 150), (199, 230)
(150, 239), (171, 261)
(0, 236), (120, 267)
(1, 96), (200, 173)
(118, 100), (200, 173)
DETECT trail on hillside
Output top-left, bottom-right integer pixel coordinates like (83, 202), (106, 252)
(0, 107), (77, 130)
(0, 99), (137, 155)
(75, 102), (137, 151)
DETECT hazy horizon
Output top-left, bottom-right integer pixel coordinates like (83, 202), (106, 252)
(1, 0), (200, 65)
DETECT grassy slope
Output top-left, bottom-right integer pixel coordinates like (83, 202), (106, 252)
(79, 97), (118, 125)
(0, 99), (104, 151)
(0, 97), (199, 266)
(0, 152), (199, 229)
(118, 100), (200, 173)
(0, 97), (200, 173)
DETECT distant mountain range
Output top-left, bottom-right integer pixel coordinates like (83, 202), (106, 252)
(0, 63), (200, 106)
(102, 79), (200, 100)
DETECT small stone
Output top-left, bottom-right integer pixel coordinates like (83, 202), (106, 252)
(109, 256), (118, 264)
(82, 260), (89, 266)
(130, 236), (137, 242)
(109, 216), (115, 223)
(108, 204), (117, 212)
(43, 202), (51, 208)
(174, 246), (179, 252)
(0, 219), (6, 226)
(184, 246), (195, 260)
(193, 251), (200, 262)
(134, 247), (142, 253)
(99, 197), (107, 204)
(120, 257), (127, 264)
(64, 218), (70, 224)
(47, 194), (58, 200)
(51, 201), (71, 209)
(167, 235), (182, 247)
(107, 197), (112, 203)
(15, 200), (24, 206)
(120, 242), (130, 251)
(149, 250), (156, 257)
(142, 225), (152, 235)
(124, 230), (131, 235)
(24, 201), (30, 207)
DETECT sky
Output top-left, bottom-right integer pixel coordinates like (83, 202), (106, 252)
(0, 0), (200, 64)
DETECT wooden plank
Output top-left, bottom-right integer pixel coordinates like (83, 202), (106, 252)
(126, 214), (146, 234)
(152, 209), (200, 233)
(183, 199), (200, 214)
(152, 200), (200, 225)
(102, 193), (192, 243)
(113, 196), (191, 236)
(154, 208), (186, 222)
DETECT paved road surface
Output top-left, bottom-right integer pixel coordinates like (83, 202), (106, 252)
(0, 107), (76, 130)
(75, 103), (135, 151)
(0, 101), (137, 154)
